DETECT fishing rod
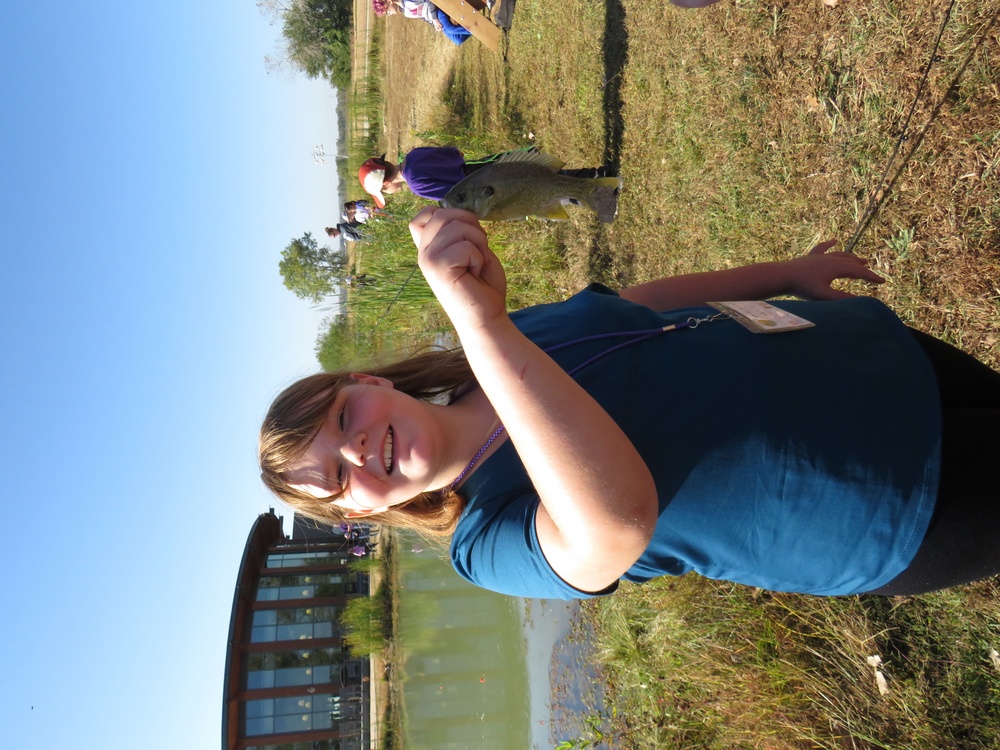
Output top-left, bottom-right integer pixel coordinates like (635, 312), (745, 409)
(843, 0), (1000, 255)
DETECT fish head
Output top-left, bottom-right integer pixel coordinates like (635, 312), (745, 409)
(442, 180), (497, 219)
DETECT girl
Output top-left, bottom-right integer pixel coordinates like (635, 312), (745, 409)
(260, 208), (1000, 600)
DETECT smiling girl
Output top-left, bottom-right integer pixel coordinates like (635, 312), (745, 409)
(260, 208), (1000, 600)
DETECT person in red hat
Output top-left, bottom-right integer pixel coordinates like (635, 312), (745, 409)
(359, 148), (614, 207)
(358, 155), (407, 209)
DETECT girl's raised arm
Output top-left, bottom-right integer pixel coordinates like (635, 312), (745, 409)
(410, 208), (658, 594)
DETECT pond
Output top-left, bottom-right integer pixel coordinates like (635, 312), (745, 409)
(396, 534), (607, 749)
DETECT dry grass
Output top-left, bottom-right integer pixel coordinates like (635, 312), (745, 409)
(612, 0), (1000, 359)
(375, 0), (999, 365)
(587, 575), (1000, 749)
(380, 16), (460, 158)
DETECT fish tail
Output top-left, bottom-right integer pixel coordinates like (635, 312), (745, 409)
(587, 180), (620, 223)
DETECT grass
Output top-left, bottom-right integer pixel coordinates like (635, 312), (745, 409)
(584, 576), (1000, 749)
(342, 0), (1000, 746)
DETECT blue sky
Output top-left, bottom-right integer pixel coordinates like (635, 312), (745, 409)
(1, 2), (344, 747)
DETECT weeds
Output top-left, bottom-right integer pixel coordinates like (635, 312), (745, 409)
(585, 576), (1000, 749)
(885, 225), (917, 256)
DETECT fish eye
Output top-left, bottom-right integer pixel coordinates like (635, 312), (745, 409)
(482, 186), (495, 198)
(455, 193), (465, 203)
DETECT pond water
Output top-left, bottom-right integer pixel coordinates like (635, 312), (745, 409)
(396, 535), (608, 749)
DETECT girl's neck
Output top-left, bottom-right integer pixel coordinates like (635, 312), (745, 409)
(445, 387), (507, 487)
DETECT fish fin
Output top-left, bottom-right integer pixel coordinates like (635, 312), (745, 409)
(495, 147), (565, 172)
(591, 176), (622, 190)
(541, 203), (571, 220)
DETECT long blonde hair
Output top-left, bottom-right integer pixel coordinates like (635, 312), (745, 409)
(259, 349), (475, 536)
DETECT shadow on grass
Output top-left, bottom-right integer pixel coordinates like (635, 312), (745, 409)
(601, 0), (627, 171)
(588, 0), (631, 287)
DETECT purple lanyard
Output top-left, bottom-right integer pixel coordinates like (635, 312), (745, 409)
(547, 312), (728, 376)
(450, 312), (728, 488)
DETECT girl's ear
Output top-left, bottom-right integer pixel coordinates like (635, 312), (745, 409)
(348, 373), (394, 389)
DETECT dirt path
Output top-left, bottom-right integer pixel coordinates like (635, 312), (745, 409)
(382, 18), (460, 158)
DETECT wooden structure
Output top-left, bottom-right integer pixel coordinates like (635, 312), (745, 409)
(433, 0), (504, 52)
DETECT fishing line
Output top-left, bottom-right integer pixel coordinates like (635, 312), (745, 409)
(373, 265), (421, 329)
(843, 0), (1000, 255)
(842, 0), (957, 254)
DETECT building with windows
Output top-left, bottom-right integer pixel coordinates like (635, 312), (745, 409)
(222, 510), (373, 750)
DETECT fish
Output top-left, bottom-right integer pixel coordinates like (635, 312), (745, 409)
(441, 149), (621, 222)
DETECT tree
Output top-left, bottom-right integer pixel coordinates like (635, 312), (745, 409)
(317, 316), (379, 371)
(259, 0), (353, 89)
(279, 232), (347, 302)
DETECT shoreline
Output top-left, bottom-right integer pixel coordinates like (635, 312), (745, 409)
(522, 598), (608, 749)
(522, 598), (579, 750)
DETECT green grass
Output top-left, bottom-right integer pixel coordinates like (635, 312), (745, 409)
(340, 593), (390, 657)
(341, 18), (386, 196)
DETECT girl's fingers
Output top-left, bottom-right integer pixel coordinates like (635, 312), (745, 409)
(808, 239), (838, 255)
(425, 224), (487, 273)
(410, 207), (484, 252)
(853, 266), (886, 284)
(408, 206), (440, 247)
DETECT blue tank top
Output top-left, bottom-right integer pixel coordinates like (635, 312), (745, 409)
(451, 285), (941, 599)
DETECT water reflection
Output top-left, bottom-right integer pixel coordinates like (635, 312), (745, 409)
(396, 533), (607, 749)
(397, 534), (530, 749)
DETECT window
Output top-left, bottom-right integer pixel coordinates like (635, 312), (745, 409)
(256, 573), (360, 601)
(266, 551), (348, 568)
(249, 608), (340, 643)
(246, 649), (341, 689)
(246, 741), (345, 750)
(244, 694), (343, 737)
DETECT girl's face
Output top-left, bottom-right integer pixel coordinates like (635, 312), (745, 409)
(284, 375), (454, 516)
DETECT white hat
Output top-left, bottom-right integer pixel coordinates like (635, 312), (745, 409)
(358, 159), (388, 208)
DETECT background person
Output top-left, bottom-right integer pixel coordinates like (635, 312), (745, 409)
(359, 148), (614, 206)
(343, 200), (375, 224)
(325, 222), (363, 243)
(375, 0), (472, 43)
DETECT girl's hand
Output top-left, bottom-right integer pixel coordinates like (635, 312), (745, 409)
(785, 240), (885, 300)
(409, 207), (508, 331)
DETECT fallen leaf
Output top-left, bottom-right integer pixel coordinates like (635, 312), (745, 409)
(867, 655), (890, 695)
(989, 648), (1000, 670)
(875, 669), (890, 695)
